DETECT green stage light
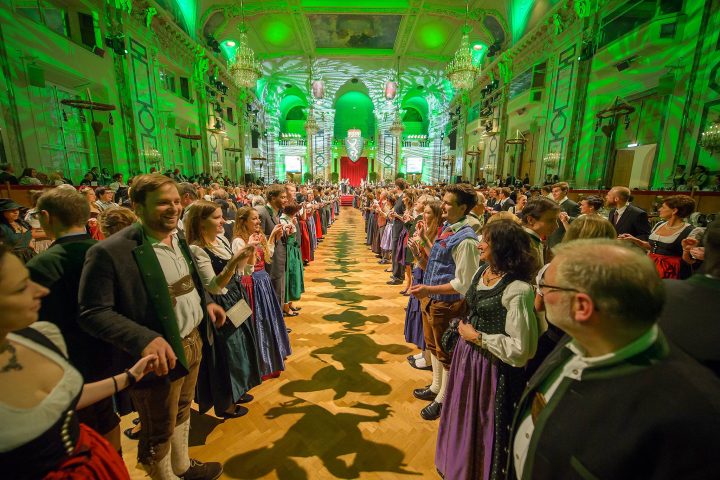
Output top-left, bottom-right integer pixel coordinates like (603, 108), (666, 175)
(220, 40), (238, 61)
(471, 42), (487, 65)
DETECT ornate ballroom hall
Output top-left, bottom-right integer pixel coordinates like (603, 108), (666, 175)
(1, 1), (720, 480)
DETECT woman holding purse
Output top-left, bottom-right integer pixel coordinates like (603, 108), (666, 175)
(435, 220), (539, 480)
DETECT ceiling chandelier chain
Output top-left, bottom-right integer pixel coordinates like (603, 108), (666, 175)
(446, 0), (479, 92)
(389, 55), (405, 138)
(228, 0), (261, 89)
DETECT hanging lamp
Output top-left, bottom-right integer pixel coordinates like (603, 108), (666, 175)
(228, 0), (261, 89)
(389, 57), (405, 137)
(446, 0), (479, 91)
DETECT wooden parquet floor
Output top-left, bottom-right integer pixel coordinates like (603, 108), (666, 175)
(121, 207), (438, 479)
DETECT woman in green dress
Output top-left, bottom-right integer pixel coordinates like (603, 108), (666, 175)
(282, 201), (305, 314)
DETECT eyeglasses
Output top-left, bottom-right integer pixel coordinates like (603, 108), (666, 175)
(534, 263), (581, 297)
(535, 280), (581, 297)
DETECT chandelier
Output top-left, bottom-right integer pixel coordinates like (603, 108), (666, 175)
(445, 2), (479, 91)
(543, 152), (561, 169)
(210, 159), (223, 174)
(144, 148), (162, 164)
(700, 118), (720, 154)
(228, 1), (261, 89)
(389, 112), (404, 137)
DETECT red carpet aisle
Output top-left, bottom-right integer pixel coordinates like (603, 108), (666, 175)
(121, 206), (438, 479)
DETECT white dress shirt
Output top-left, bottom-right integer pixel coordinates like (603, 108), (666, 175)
(148, 232), (203, 338)
(445, 218), (481, 296)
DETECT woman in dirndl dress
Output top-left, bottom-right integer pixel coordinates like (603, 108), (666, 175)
(281, 202), (305, 311)
(619, 195), (695, 279)
(436, 220), (540, 480)
(185, 201), (262, 418)
(232, 207), (291, 379)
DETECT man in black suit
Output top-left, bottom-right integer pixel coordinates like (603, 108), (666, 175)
(389, 178), (407, 285)
(510, 239), (720, 479)
(79, 174), (225, 480)
(257, 184), (288, 305)
(606, 185), (651, 240)
(547, 182), (580, 247)
(498, 187), (516, 211)
(658, 219), (720, 377)
(26, 188), (121, 448)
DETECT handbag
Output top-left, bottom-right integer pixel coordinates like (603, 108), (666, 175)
(441, 318), (461, 355)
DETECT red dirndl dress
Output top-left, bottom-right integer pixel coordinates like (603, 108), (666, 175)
(44, 424), (130, 480)
(299, 218), (311, 263)
(314, 210), (323, 239)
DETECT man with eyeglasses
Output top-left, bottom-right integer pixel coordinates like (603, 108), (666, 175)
(509, 239), (720, 479)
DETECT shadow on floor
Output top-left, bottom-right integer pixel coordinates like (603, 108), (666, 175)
(322, 309), (389, 330)
(188, 409), (224, 447)
(222, 399), (420, 479)
(278, 334), (412, 400)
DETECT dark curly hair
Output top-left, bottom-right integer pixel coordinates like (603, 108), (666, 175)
(482, 220), (539, 282)
(581, 195), (604, 212)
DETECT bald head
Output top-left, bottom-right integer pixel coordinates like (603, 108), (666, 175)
(552, 239), (664, 327)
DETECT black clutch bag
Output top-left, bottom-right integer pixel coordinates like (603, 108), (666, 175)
(441, 318), (461, 355)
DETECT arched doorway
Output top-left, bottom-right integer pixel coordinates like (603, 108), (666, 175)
(334, 82), (375, 186)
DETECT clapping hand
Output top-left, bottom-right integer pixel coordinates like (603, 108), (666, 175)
(681, 237), (699, 251)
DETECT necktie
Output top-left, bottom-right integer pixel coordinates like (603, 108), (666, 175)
(613, 210), (619, 225)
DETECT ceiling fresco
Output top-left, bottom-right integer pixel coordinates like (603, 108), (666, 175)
(308, 14), (403, 49)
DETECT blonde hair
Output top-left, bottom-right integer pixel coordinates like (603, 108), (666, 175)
(233, 206), (271, 263)
(562, 215), (617, 243)
(487, 211), (522, 225)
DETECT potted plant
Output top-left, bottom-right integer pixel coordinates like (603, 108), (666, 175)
(368, 171), (378, 182)
(330, 172), (339, 183)
(303, 172), (313, 184)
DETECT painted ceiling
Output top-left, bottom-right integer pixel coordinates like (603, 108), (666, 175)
(183, 0), (557, 139)
(199, 0), (556, 64)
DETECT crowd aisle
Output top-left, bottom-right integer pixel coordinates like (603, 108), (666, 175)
(121, 206), (438, 479)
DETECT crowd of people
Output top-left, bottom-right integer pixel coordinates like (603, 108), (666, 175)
(0, 175), (341, 479)
(0, 163), (249, 190)
(361, 178), (720, 479)
(2, 166), (720, 479)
